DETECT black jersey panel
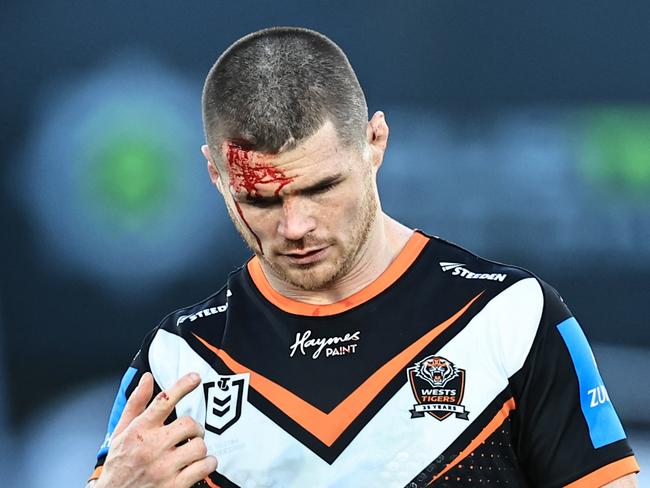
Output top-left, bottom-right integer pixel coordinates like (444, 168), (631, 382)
(226, 235), (529, 413)
(406, 388), (527, 487)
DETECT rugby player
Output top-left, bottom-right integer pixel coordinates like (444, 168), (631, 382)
(87, 27), (639, 487)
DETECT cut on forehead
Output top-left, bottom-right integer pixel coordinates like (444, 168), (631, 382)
(219, 123), (357, 206)
(214, 118), (356, 172)
(202, 26), (368, 158)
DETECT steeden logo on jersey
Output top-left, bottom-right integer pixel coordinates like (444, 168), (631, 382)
(177, 290), (232, 325)
(289, 329), (361, 359)
(407, 355), (470, 421)
(439, 262), (507, 282)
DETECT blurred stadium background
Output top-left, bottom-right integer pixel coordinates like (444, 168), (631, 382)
(1, 1), (649, 485)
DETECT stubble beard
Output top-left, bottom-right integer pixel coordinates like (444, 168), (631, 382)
(279, 187), (378, 292)
(228, 184), (379, 292)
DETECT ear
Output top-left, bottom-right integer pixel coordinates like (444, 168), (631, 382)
(366, 111), (389, 168)
(202, 144), (226, 195)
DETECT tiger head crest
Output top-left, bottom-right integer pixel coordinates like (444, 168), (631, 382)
(414, 355), (460, 388)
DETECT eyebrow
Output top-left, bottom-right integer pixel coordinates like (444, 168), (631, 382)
(244, 173), (344, 203)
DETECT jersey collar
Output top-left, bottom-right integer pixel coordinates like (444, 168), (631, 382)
(246, 231), (429, 316)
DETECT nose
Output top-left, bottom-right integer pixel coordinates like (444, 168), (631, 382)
(277, 196), (316, 241)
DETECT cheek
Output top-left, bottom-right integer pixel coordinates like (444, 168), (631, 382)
(316, 199), (361, 239)
(342, 189), (370, 221)
(314, 196), (352, 228)
(238, 206), (277, 231)
(325, 182), (368, 221)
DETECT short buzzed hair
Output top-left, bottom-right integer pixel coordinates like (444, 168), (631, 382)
(202, 26), (368, 158)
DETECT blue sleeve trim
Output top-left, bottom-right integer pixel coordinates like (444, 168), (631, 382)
(556, 317), (626, 449)
(97, 366), (138, 460)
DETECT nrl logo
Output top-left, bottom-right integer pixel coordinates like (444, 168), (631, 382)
(203, 373), (249, 435)
(407, 355), (469, 421)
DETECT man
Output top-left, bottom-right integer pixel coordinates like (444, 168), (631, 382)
(87, 27), (639, 487)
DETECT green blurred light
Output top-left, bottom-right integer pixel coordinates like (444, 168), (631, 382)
(581, 109), (650, 200)
(86, 132), (174, 231)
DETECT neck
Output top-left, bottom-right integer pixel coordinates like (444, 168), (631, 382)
(259, 214), (413, 305)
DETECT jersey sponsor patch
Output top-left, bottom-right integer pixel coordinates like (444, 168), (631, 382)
(289, 329), (360, 359)
(203, 373), (249, 435)
(97, 366), (138, 459)
(407, 355), (469, 421)
(556, 317), (626, 448)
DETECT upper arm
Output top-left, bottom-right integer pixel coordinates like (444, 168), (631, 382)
(510, 280), (639, 486)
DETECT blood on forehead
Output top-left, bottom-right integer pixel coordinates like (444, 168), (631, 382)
(224, 142), (295, 197)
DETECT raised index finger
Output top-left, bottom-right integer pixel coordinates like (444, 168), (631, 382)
(143, 372), (201, 424)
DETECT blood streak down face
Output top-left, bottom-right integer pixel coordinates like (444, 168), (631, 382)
(216, 120), (380, 292)
(224, 143), (296, 255)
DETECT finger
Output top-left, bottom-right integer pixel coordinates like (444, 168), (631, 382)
(175, 455), (218, 488)
(163, 416), (205, 448)
(172, 437), (208, 471)
(113, 372), (154, 437)
(143, 372), (201, 425)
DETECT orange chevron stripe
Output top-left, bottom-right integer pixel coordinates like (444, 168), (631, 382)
(203, 476), (221, 488)
(427, 397), (517, 485)
(193, 291), (483, 446)
(88, 465), (103, 481)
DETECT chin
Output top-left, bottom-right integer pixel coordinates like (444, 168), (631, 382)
(271, 260), (340, 291)
(286, 266), (337, 291)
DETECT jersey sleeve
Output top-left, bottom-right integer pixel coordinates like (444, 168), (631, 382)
(509, 279), (639, 487)
(88, 328), (168, 482)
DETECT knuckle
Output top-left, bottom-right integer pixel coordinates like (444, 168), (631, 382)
(154, 390), (171, 403)
(193, 420), (205, 436)
(120, 427), (140, 444)
(203, 455), (218, 474)
(195, 439), (208, 457)
(176, 416), (192, 428)
(128, 415), (145, 429)
(179, 416), (203, 436)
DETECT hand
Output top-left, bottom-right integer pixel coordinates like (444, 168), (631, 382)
(95, 372), (218, 488)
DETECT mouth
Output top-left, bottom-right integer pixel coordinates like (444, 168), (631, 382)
(281, 246), (330, 265)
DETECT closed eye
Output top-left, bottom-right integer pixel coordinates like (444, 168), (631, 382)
(303, 181), (339, 196)
(241, 175), (343, 206)
(245, 195), (281, 207)
(301, 174), (345, 197)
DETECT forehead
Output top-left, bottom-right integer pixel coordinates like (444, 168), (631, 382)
(220, 121), (354, 195)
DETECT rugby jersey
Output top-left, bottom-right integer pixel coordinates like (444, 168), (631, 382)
(90, 231), (639, 487)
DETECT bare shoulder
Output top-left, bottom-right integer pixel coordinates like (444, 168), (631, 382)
(603, 473), (638, 487)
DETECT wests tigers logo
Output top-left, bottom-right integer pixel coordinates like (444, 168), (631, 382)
(415, 356), (460, 387)
(407, 355), (469, 421)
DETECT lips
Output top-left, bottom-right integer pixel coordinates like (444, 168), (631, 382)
(284, 248), (323, 257)
(281, 246), (330, 264)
